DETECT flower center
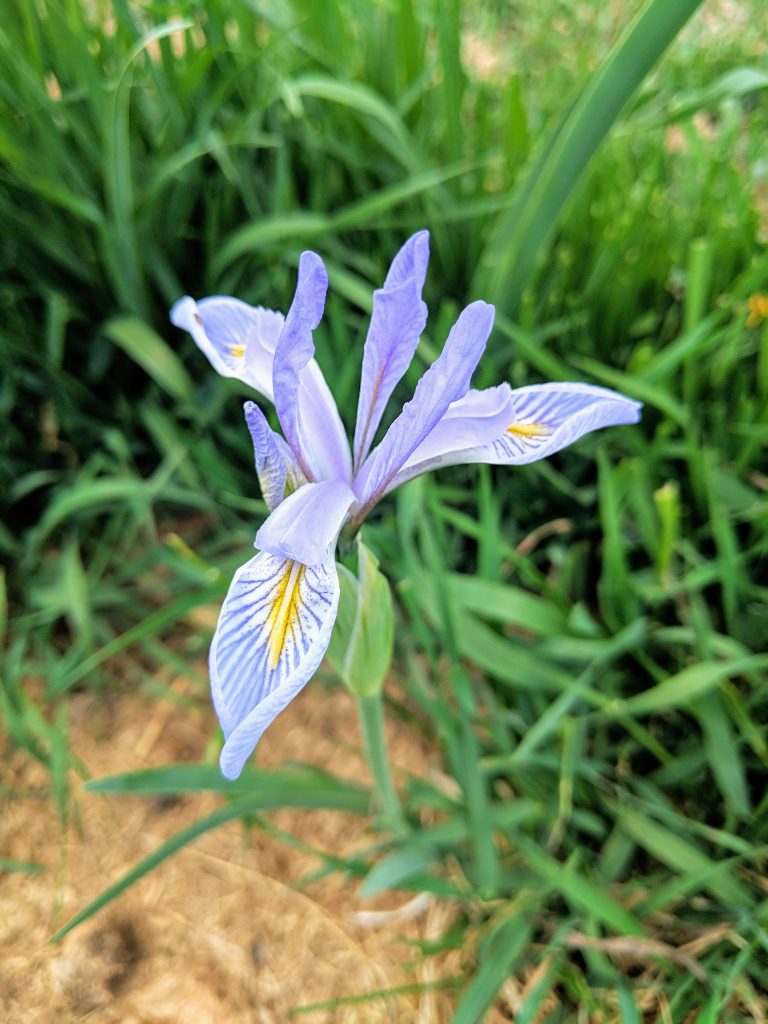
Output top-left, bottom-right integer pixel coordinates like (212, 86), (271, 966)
(506, 421), (553, 439)
(264, 560), (306, 669)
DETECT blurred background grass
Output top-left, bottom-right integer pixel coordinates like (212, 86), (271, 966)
(1, 0), (767, 1018)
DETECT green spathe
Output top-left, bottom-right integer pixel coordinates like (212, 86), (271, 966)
(327, 539), (394, 699)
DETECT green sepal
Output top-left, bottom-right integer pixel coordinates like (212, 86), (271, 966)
(326, 565), (358, 673)
(326, 538), (394, 698)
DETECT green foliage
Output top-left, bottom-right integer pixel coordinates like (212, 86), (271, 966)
(327, 539), (394, 699)
(2, 0), (768, 1018)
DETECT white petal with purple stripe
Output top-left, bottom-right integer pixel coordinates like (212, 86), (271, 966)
(210, 549), (339, 779)
(435, 382), (643, 468)
(244, 401), (288, 511)
(170, 296), (283, 398)
(384, 384), (514, 492)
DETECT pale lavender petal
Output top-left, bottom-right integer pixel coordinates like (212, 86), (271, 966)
(440, 382), (643, 467)
(255, 479), (356, 566)
(273, 252), (352, 483)
(211, 550), (339, 779)
(275, 435), (309, 496)
(296, 360), (353, 482)
(244, 401), (288, 511)
(384, 384), (514, 492)
(170, 295), (283, 399)
(355, 300), (495, 509)
(353, 231), (429, 469)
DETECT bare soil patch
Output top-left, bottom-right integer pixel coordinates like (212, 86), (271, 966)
(0, 678), (462, 1023)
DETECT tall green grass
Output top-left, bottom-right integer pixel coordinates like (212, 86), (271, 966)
(2, 0), (768, 1017)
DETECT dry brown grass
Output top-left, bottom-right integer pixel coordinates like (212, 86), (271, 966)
(0, 680), (469, 1023)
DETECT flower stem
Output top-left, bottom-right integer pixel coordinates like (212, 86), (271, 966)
(356, 693), (405, 832)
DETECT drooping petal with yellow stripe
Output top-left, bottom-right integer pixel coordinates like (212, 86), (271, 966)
(210, 549), (339, 779)
(383, 382), (641, 495)
(170, 296), (283, 399)
(477, 383), (642, 464)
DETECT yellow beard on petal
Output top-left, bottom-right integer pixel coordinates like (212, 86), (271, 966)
(265, 561), (306, 669)
(507, 421), (553, 440)
(230, 343), (246, 358)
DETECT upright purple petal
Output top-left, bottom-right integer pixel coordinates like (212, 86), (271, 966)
(272, 252), (326, 470)
(211, 550), (339, 779)
(353, 231), (430, 469)
(255, 479), (356, 566)
(273, 252), (352, 483)
(170, 296), (283, 399)
(354, 301), (495, 511)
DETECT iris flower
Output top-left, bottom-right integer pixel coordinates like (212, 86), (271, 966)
(171, 231), (641, 779)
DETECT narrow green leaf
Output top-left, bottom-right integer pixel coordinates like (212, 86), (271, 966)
(105, 317), (194, 401)
(446, 573), (567, 636)
(619, 807), (752, 907)
(452, 915), (532, 1024)
(85, 764), (369, 810)
(619, 656), (768, 715)
(360, 847), (435, 898)
(53, 771), (371, 943)
(0, 568), (6, 647)
(617, 985), (642, 1024)
(692, 692), (750, 818)
(477, 0), (704, 313)
(516, 837), (644, 936)
(0, 858), (45, 875)
(37, 478), (151, 540)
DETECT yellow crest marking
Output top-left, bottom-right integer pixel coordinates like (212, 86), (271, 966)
(507, 421), (553, 440)
(747, 293), (768, 328)
(230, 343), (246, 358)
(264, 561), (306, 669)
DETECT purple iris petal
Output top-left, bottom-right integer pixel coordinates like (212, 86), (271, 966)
(434, 382), (642, 468)
(211, 550), (339, 779)
(273, 252), (352, 483)
(244, 401), (289, 511)
(353, 230), (429, 469)
(384, 384), (514, 492)
(255, 479), (356, 566)
(170, 295), (283, 398)
(171, 232), (645, 781)
(354, 300), (495, 510)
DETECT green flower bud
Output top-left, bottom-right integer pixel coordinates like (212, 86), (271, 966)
(327, 538), (394, 698)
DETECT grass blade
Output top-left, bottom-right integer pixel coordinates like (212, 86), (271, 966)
(476, 0), (704, 314)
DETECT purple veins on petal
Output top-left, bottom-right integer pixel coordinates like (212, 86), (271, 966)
(170, 295), (283, 399)
(244, 401), (288, 512)
(385, 384), (515, 492)
(448, 382), (643, 467)
(353, 230), (430, 470)
(211, 550), (339, 780)
(354, 299), (496, 510)
(272, 252), (352, 483)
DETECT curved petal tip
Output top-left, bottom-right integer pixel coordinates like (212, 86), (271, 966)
(210, 550), (339, 779)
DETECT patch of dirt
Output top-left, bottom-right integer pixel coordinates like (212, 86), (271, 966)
(0, 677), (465, 1023)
